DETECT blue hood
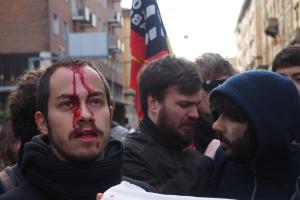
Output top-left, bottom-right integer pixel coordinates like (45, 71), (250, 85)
(210, 70), (300, 164)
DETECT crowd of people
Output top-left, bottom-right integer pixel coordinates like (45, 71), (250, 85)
(0, 45), (299, 200)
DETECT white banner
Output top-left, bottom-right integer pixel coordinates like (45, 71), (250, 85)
(102, 181), (233, 200)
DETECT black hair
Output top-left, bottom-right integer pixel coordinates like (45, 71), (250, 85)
(0, 117), (19, 169)
(272, 45), (300, 71)
(210, 93), (248, 123)
(6, 69), (44, 143)
(138, 56), (202, 116)
(210, 93), (258, 163)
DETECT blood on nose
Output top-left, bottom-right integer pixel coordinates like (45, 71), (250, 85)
(72, 107), (81, 128)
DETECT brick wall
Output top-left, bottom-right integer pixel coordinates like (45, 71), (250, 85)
(0, 0), (49, 53)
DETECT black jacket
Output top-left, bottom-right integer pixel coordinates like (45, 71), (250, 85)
(194, 117), (216, 154)
(211, 71), (300, 200)
(122, 116), (214, 196)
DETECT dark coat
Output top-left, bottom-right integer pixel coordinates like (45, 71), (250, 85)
(122, 116), (214, 196)
(0, 180), (45, 200)
(211, 71), (300, 200)
(0, 177), (155, 200)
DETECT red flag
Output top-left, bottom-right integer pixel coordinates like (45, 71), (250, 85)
(130, 0), (171, 119)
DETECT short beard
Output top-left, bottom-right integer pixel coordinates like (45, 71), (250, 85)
(218, 127), (257, 164)
(157, 106), (194, 149)
(46, 120), (105, 163)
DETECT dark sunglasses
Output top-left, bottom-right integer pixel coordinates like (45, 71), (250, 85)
(201, 79), (226, 92)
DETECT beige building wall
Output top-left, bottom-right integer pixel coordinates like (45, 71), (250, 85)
(235, 0), (263, 71)
(122, 8), (131, 89)
(236, 0), (300, 70)
(262, 0), (299, 67)
(121, 8), (139, 129)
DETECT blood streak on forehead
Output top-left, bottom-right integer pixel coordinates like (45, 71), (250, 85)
(71, 66), (94, 94)
(71, 65), (95, 128)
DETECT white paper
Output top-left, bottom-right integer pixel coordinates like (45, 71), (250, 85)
(102, 181), (233, 200)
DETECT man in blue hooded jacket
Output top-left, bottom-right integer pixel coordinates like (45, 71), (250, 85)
(210, 70), (300, 200)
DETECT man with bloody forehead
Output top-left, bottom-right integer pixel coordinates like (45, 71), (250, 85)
(0, 59), (146, 200)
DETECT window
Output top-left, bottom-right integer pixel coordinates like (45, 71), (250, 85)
(52, 13), (60, 35)
(63, 21), (68, 40)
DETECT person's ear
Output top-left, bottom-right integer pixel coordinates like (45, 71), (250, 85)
(35, 111), (48, 135)
(148, 95), (160, 115)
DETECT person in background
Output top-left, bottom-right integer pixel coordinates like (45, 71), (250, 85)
(110, 120), (130, 142)
(110, 100), (130, 142)
(210, 70), (300, 199)
(122, 56), (219, 196)
(0, 69), (44, 194)
(272, 44), (300, 94)
(194, 53), (236, 153)
(0, 118), (20, 171)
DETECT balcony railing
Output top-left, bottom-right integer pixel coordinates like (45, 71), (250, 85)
(108, 12), (123, 27)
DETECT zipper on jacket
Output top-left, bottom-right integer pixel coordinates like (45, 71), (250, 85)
(251, 167), (257, 200)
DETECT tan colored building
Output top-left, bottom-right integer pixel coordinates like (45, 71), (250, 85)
(262, 0), (300, 66)
(121, 8), (138, 129)
(235, 0), (263, 70)
(236, 0), (300, 71)
(122, 8), (132, 91)
(0, 0), (130, 123)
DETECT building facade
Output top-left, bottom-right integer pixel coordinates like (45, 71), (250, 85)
(121, 8), (139, 129)
(0, 0), (133, 124)
(235, 0), (263, 70)
(236, 0), (300, 71)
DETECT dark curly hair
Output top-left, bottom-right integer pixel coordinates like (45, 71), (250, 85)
(0, 117), (20, 170)
(6, 69), (44, 144)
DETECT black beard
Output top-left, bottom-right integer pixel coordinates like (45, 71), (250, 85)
(157, 107), (195, 149)
(217, 127), (257, 164)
